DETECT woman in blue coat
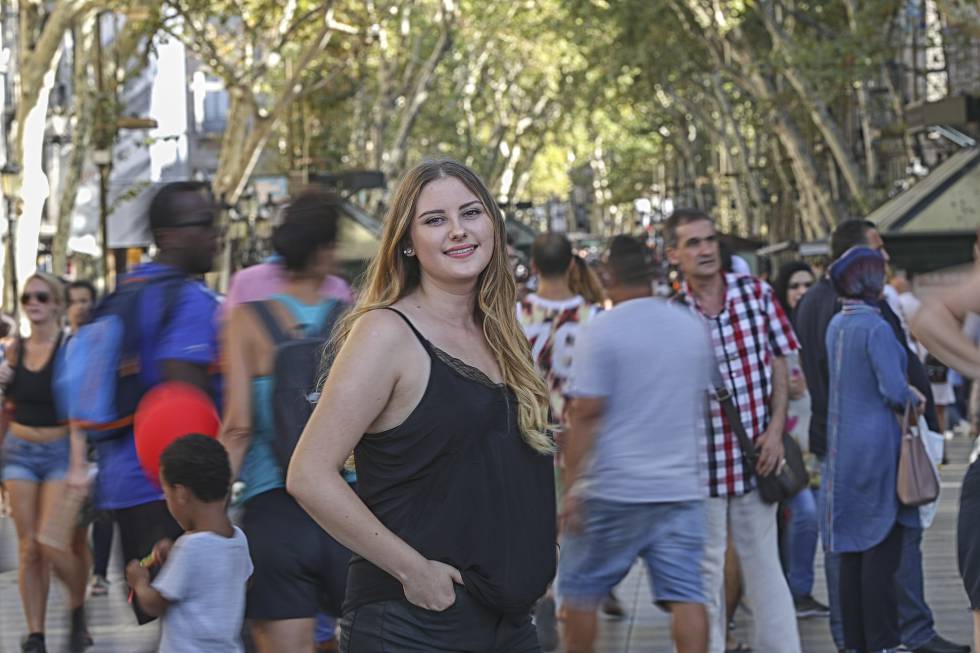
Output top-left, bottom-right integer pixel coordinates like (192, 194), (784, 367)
(825, 246), (926, 653)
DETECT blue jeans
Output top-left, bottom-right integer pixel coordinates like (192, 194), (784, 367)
(783, 488), (819, 599)
(819, 461), (936, 650)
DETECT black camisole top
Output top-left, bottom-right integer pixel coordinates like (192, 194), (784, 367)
(343, 308), (556, 615)
(9, 332), (64, 427)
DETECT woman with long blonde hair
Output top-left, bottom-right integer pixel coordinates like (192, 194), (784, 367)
(1, 273), (90, 653)
(288, 159), (556, 651)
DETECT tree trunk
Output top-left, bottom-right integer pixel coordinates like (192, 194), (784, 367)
(6, 0), (87, 299)
(843, 0), (880, 189)
(709, 74), (766, 235)
(52, 14), (97, 277)
(756, 3), (870, 212)
(380, 9), (454, 182)
(669, 0), (837, 234)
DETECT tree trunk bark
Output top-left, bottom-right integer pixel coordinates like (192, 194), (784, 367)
(756, 3), (870, 212)
(380, 10), (454, 183)
(710, 74), (765, 235)
(52, 14), (97, 277)
(5, 0), (87, 298)
(669, 0), (838, 234)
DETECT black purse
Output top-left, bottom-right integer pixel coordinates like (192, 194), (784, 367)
(711, 364), (808, 503)
(924, 353), (949, 384)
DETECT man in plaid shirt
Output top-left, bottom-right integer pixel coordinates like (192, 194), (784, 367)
(667, 209), (802, 653)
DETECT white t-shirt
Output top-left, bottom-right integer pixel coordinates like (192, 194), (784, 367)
(153, 526), (253, 653)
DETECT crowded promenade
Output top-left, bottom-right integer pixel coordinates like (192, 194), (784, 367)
(0, 170), (977, 653)
(0, 439), (975, 652)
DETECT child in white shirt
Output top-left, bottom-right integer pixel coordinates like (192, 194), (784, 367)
(126, 434), (253, 653)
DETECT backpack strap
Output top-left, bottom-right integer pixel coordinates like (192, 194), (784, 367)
(249, 301), (291, 345)
(317, 299), (345, 339)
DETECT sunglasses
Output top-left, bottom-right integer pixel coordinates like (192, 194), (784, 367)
(21, 291), (51, 305)
(789, 281), (813, 291)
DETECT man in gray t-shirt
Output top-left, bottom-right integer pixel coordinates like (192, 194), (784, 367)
(559, 236), (711, 653)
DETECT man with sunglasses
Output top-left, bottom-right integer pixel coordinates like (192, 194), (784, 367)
(67, 181), (222, 626)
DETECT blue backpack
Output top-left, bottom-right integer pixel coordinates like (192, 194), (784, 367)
(61, 272), (185, 442)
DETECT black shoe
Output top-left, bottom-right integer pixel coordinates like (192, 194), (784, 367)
(533, 596), (558, 652)
(69, 605), (91, 652)
(793, 595), (830, 618)
(20, 634), (46, 653)
(600, 591), (626, 619)
(911, 634), (971, 653)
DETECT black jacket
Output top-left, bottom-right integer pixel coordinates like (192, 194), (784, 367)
(792, 277), (938, 458)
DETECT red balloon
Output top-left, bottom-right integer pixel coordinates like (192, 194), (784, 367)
(134, 382), (220, 487)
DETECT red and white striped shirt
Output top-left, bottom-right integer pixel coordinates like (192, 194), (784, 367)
(674, 274), (799, 497)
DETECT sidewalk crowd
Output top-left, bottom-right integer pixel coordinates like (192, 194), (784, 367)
(0, 159), (978, 653)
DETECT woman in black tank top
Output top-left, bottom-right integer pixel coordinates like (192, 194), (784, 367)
(1, 273), (90, 652)
(288, 160), (556, 652)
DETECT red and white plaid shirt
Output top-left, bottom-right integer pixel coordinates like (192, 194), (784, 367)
(674, 273), (799, 497)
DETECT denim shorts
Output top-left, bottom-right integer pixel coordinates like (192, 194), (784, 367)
(1, 434), (70, 484)
(558, 497), (706, 609)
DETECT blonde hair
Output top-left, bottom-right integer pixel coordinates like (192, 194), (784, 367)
(328, 159), (552, 453)
(568, 255), (605, 305)
(23, 272), (65, 310)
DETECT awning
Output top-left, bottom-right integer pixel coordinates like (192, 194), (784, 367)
(867, 147), (980, 233)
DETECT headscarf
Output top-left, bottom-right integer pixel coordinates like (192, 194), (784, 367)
(829, 246), (886, 306)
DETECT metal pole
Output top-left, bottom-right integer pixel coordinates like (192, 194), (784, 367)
(98, 163), (111, 289)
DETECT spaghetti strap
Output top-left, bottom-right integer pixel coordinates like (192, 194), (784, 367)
(382, 307), (431, 352)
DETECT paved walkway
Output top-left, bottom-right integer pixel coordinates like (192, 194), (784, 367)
(1, 439), (975, 652)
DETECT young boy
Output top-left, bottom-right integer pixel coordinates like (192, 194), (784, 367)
(126, 434), (253, 652)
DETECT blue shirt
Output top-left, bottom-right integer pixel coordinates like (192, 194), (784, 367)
(94, 263), (220, 510)
(825, 303), (918, 553)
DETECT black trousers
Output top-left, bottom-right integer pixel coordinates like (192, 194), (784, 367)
(958, 458), (980, 609)
(340, 587), (540, 653)
(91, 512), (113, 578)
(840, 524), (904, 652)
(114, 500), (182, 624)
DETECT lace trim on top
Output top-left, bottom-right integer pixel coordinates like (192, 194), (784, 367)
(430, 345), (503, 389)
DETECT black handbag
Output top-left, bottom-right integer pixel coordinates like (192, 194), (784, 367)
(924, 353), (949, 384)
(711, 364), (809, 503)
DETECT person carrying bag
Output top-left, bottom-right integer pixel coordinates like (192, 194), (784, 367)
(710, 363), (808, 504)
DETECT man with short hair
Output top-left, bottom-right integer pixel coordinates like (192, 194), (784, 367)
(666, 209), (802, 653)
(66, 280), (97, 333)
(794, 219), (967, 653)
(560, 235), (710, 653)
(67, 181), (222, 625)
(518, 232), (602, 425)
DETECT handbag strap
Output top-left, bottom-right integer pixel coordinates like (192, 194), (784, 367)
(710, 362), (758, 471)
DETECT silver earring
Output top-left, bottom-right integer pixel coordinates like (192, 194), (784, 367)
(403, 247), (415, 256)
